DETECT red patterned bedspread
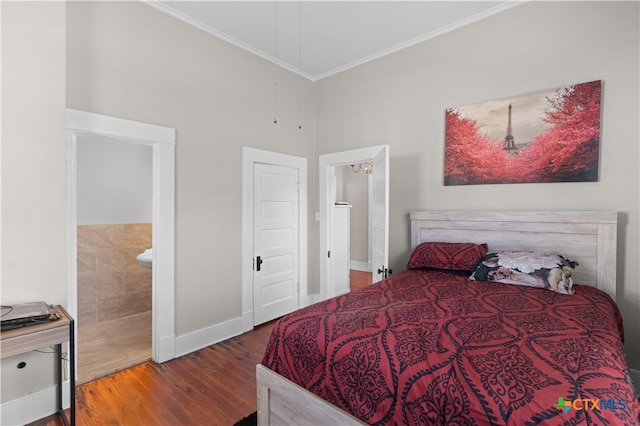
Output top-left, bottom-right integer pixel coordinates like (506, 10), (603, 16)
(261, 269), (640, 425)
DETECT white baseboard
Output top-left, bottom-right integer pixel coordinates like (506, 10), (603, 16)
(174, 316), (244, 358)
(242, 310), (254, 333)
(156, 334), (176, 363)
(349, 260), (371, 272)
(1, 380), (70, 426)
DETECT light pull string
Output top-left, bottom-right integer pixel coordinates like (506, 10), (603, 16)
(297, 0), (303, 130)
(273, 0), (278, 124)
(273, 80), (278, 125)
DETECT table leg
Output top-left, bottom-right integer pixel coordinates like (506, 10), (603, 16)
(69, 319), (75, 426)
(56, 319), (75, 426)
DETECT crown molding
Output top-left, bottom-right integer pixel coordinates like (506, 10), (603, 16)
(144, 0), (525, 82)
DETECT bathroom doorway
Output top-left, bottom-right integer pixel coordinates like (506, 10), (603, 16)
(67, 109), (176, 383)
(75, 134), (153, 383)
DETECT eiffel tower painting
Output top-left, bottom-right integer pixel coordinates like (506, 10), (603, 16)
(444, 80), (601, 185)
(503, 102), (517, 153)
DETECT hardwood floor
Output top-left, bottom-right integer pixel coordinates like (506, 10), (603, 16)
(350, 269), (373, 291)
(29, 270), (372, 426)
(30, 321), (274, 426)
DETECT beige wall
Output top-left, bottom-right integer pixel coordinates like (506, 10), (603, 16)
(1, 1), (68, 406)
(65, 1), (316, 335)
(1, 1), (67, 305)
(315, 1), (640, 368)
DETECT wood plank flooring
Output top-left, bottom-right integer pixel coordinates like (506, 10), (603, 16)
(350, 269), (373, 291)
(29, 270), (372, 426)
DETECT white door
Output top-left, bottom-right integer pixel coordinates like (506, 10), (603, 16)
(331, 205), (351, 295)
(253, 163), (299, 325)
(372, 146), (389, 282)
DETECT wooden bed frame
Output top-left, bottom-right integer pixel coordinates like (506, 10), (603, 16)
(256, 210), (618, 425)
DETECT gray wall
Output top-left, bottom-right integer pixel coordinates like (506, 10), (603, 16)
(315, 1), (640, 368)
(77, 134), (153, 225)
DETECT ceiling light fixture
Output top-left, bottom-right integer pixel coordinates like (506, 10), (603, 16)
(346, 162), (373, 174)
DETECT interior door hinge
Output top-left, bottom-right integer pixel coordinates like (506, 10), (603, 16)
(328, 250), (331, 258)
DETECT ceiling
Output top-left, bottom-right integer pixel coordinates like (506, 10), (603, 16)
(149, 1), (522, 81)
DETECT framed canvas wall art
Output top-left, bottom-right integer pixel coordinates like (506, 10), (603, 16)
(444, 80), (602, 185)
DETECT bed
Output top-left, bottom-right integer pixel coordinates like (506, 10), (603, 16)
(257, 211), (639, 425)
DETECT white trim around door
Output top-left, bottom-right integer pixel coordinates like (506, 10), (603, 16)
(319, 145), (389, 300)
(66, 109), (176, 363)
(241, 147), (308, 333)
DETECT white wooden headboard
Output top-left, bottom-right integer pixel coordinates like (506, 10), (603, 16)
(410, 211), (618, 300)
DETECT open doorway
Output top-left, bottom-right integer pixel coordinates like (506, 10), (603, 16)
(66, 109), (177, 375)
(319, 145), (389, 300)
(337, 166), (372, 271)
(336, 166), (373, 291)
(75, 134), (153, 383)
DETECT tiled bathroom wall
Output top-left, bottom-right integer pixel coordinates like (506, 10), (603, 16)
(77, 223), (152, 325)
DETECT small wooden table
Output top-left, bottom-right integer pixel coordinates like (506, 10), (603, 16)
(1, 305), (75, 426)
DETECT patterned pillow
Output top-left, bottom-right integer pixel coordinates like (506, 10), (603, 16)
(469, 251), (579, 295)
(406, 242), (488, 271)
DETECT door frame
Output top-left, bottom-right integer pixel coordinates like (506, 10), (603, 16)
(241, 147), (307, 332)
(66, 109), (176, 363)
(319, 145), (389, 299)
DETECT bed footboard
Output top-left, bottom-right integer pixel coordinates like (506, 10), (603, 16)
(256, 364), (365, 425)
